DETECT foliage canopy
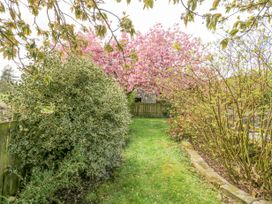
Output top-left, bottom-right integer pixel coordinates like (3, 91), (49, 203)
(1, 0), (271, 61)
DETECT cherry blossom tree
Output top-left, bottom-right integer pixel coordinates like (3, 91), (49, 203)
(81, 24), (204, 94)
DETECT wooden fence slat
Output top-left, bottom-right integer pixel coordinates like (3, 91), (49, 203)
(132, 103), (169, 118)
(0, 122), (19, 199)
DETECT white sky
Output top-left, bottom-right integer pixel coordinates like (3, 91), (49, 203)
(0, 0), (223, 77)
(103, 0), (220, 41)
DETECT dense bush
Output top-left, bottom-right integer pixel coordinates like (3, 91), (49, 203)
(164, 33), (272, 199)
(9, 55), (131, 202)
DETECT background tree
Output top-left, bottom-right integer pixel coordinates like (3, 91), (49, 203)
(81, 24), (203, 94)
(0, 65), (15, 93)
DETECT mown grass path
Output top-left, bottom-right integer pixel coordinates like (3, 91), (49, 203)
(87, 118), (221, 204)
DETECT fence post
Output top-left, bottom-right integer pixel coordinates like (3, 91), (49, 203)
(0, 122), (19, 198)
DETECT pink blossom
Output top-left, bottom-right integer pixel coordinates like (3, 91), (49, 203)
(81, 24), (205, 95)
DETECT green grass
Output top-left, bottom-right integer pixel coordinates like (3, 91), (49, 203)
(86, 118), (221, 204)
(0, 93), (8, 101)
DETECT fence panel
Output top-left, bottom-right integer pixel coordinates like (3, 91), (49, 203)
(0, 122), (19, 198)
(132, 103), (169, 118)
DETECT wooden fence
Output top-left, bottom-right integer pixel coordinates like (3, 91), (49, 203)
(131, 102), (169, 118)
(0, 122), (19, 199)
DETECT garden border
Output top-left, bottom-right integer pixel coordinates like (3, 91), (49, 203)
(181, 141), (272, 204)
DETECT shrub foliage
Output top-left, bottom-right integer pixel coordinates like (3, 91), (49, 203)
(9, 55), (131, 202)
(165, 34), (272, 199)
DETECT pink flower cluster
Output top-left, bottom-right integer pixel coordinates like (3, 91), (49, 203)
(81, 24), (204, 94)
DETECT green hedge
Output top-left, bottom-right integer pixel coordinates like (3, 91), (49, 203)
(9, 55), (131, 203)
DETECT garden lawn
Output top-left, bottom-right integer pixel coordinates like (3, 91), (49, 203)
(86, 118), (221, 204)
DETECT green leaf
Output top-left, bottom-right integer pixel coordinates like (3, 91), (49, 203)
(23, 24), (32, 35)
(0, 2), (5, 12)
(129, 52), (138, 61)
(212, 0), (220, 9)
(104, 44), (113, 53)
(220, 38), (229, 49)
(172, 42), (181, 51)
(144, 0), (154, 9)
(94, 25), (107, 37)
(229, 28), (238, 36)
(205, 14), (211, 27)
(209, 13), (221, 30)
(120, 17), (134, 35)
(190, 0), (197, 11)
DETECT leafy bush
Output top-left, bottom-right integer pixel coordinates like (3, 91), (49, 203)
(9, 55), (131, 202)
(165, 33), (272, 199)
